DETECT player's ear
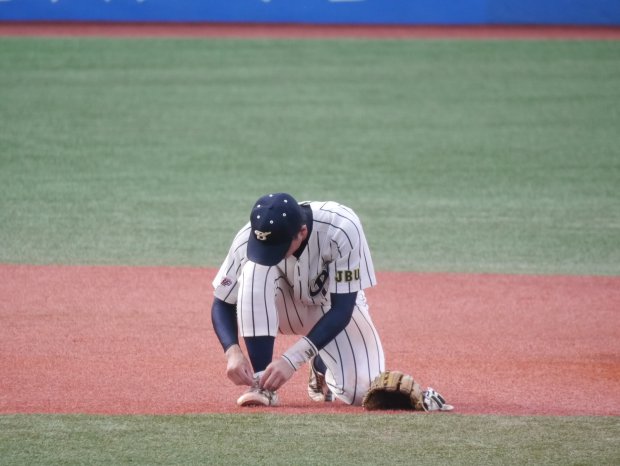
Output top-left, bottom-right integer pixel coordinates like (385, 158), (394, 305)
(299, 225), (308, 240)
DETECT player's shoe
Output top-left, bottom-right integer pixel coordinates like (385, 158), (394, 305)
(237, 379), (279, 407)
(307, 357), (334, 402)
(423, 387), (454, 412)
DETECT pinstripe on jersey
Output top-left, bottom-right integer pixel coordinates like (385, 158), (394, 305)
(213, 201), (376, 306)
(212, 200), (384, 405)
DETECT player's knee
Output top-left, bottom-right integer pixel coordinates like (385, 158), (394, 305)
(338, 378), (373, 406)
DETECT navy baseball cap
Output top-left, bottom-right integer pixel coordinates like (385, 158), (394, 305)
(247, 193), (303, 266)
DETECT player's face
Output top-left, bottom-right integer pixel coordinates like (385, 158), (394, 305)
(284, 225), (308, 258)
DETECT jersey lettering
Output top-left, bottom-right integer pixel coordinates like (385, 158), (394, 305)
(335, 269), (360, 283)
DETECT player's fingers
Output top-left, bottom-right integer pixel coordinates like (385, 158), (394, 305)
(258, 367), (272, 390)
(228, 364), (254, 386)
(260, 359), (292, 391)
(259, 367), (281, 391)
(240, 363), (254, 385)
(262, 375), (281, 392)
(227, 371), (245, 386)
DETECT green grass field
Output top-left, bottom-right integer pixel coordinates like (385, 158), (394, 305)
(1, 38), (619, 273)
(1, 414), (619, 465)
(1, 37), (619, 464)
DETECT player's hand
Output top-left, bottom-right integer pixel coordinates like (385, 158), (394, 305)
(225, 345), (254, 386)
(259, 357), (295, 392)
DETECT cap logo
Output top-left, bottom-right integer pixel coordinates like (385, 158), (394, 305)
(254, 230), (272, 241)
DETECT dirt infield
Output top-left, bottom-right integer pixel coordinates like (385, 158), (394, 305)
(1, 22), (620, 39)
(1, 264), (618, 416)
(0, 23), (618, 415)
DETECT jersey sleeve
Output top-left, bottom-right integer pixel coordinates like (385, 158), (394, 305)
(212, 223), (251, 304)
(327, 208), (377, 294)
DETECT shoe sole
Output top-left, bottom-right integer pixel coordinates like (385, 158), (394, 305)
(237, 391), (279, 407)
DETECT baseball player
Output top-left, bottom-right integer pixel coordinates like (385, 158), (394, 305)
(211, 192), (385, 406)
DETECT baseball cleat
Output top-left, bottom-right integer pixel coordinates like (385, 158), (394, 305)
(237, 385), (279, 407)
(423, 387), (454, 412)
(307, 358), (334, 402)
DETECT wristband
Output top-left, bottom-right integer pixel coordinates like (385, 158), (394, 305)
(281, 337), (317, 371)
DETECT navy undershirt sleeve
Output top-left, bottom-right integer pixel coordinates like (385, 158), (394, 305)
(211, 297), (239, 352)
(306, 291), (357, 350)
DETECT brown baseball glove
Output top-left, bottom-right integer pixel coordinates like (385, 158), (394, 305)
(362, 370), (426, 411)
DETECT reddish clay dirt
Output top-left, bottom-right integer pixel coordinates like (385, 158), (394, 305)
(1, 23), (618, 416)
(1, 264), (618, 416)
(1, 22), (620, 40)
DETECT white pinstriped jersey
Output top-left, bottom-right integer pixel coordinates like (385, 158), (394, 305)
(213, 201), (377, 307)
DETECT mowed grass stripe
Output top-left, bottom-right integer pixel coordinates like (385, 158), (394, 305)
(0, 38), (619, 274)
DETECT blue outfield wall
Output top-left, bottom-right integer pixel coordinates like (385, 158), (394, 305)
(0, 0), (619, 26)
